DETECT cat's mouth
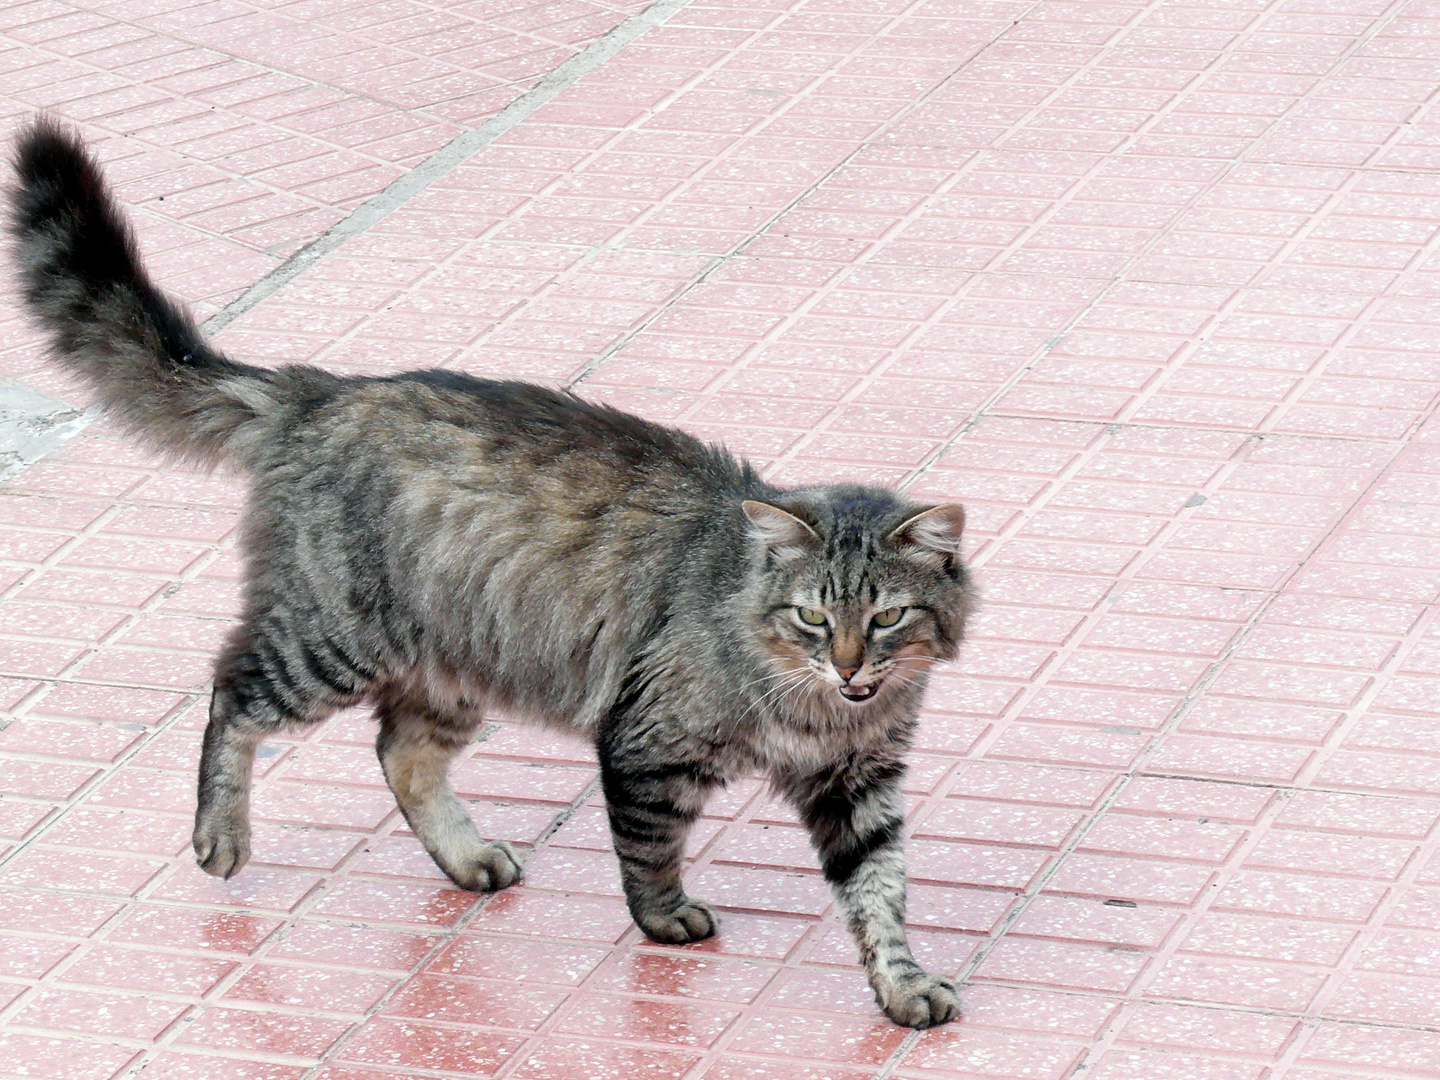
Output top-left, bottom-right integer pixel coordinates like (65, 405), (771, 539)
(839, 682), (879, 702)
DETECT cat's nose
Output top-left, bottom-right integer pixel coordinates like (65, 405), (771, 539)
(834, 664), (860, 681)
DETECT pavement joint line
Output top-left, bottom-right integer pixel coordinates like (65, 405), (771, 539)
(101, 717), (602, 1080)
(1065, 789), (1302, 1075)
(0, 515), (232, 879)
(1257, 606), (1440, 1075)
(0, 693), (207, 1031)
(107, 718), (455, 1074)
(953, 427), (1266, 765)
(1106, 670), (1440, 1077)
(0, 0), (693, 485)
(199, 0), (697, 339)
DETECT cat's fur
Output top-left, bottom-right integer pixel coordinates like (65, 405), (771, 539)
(8, 118), (974, 1028)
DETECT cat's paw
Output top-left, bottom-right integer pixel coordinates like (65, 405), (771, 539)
(193, 816), (250, 880)
(449, 841), (523, 892)
(637, 898), (719, 944)
(878, 972), (961, 1029)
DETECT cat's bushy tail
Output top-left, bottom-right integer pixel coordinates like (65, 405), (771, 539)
(7, 117), (283, 468)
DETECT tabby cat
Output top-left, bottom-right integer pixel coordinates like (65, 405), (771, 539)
(8, 119), (973, 1028)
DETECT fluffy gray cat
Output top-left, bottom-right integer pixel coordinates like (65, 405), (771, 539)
(8, 118), (974, 1028)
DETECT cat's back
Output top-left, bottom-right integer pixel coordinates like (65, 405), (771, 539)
(278, 366), (755, 620)
(323, 369), (750, 507)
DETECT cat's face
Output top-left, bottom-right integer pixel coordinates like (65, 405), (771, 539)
(741, 490), (971, 711)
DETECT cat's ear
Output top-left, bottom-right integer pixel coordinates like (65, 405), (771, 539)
(742, 500), (819, 559)
(889, 504), (965, 567)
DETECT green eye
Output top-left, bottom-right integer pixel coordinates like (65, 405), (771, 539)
(797, 607), (828, 626)
(872, 608), (904, 628)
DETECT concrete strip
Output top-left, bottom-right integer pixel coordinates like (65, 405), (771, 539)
(0, 376), (96, 485)
(200, 0), (696, 338)
(0, 0), (693, 486)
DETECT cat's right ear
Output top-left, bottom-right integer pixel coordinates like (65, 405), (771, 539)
(742, 500), (819, 560)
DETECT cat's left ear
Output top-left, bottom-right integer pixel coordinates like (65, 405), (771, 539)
(889, 504), (966, 568)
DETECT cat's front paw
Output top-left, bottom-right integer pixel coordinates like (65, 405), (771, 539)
(450, 841), (523, 892)
(636, 898), (719, 944)
(877, 972), (961, 1029)
(193, 815), (250, 879)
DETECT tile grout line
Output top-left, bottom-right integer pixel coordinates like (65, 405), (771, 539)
(0, 483), (238, 863)
(6, 3), (672, 305)
(287, 0), (1030, 390)
(0, 15), (702, 1039)
(531, 779), (854, 1080)
(0, 3), (1437, 1076)
(1264, 758), (1440, 1077)
(1046, 399), (1440, 1077)
(102, 722), (432, 1077)
(1093, 67), (1440, 441)
(198, 0), (697, 339)
(1060, 788), (1299, 1077)
(84, 722), (598, 1077)
(860, 28), (1440, 1063)
(660, 788), (921, 1079)
(1193, 605), (1440, 1080)
(0, 474), (247, 1032)
(953, 426), (1265, 764)
(0, 4), (696, 477)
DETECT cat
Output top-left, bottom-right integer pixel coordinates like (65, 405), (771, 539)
(8, 118), (974, 1028)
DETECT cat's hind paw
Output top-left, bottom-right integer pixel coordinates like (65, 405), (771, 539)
(879, 973), (961, 1029)
(637, 898), (719, 944)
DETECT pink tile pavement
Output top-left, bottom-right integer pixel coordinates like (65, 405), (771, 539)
(2, 0), (1440, 1077)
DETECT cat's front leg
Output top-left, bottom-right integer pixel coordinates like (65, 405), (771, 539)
(783, 760), (961, 1028)
(599, 746), (718, 945)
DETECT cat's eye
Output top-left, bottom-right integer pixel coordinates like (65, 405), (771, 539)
(797, 607), (828, 626)
(871, 607), (904, 628)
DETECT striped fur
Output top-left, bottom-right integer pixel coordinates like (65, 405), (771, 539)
(7, 119), (974, 1028)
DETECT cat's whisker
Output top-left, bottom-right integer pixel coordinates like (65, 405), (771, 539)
(736, 667), (812, 724)
(733, 662), (802, 695)
(718, 669), (812, 748)
(772, 669), (818, 717)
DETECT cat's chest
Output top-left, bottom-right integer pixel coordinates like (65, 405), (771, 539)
(738, 711), (894, 776)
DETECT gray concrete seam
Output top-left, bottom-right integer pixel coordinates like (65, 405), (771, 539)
(0, 376), (97, 486)
(201, 0), (697, 338)
(0, 0), (694, 487)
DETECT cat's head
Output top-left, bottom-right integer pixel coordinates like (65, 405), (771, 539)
(738, 487), (972, 712)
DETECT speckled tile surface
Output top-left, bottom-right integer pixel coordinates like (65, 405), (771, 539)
(1, 0), (1439, 1077)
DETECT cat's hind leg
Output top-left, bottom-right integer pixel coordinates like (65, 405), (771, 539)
(375, 688), (521, 892)
(195, 622), (362, 878)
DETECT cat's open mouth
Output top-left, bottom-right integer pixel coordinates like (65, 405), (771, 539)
(839, 683), (879, 702)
